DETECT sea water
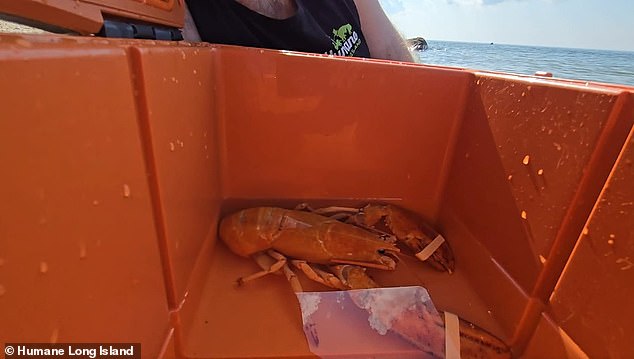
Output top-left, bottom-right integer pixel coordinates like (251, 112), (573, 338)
(417, 40), (634, 87)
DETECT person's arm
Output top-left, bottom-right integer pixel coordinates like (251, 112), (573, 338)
(352, 0), (414, 62)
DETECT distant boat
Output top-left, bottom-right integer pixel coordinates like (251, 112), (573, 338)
(407, 37), (428, 51)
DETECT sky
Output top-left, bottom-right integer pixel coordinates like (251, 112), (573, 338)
(379, 0), (634, 52)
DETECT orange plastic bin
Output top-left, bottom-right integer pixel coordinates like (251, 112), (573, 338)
(0, 33), (633, 358)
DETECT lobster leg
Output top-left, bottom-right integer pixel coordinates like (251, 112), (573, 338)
(291, 260), (347, 290)
(330, 264), (378, 289)
(295, 203), (356, 216)
(248, 251), (304, 292)
(295, 203), (357, 222)
(237, 249), (288, 286)
(280, 263), (303, 293)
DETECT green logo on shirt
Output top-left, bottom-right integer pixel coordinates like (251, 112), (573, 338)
(328, 23), (361, 56)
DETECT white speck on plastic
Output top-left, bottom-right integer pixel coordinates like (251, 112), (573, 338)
(79, 242), (87, 259)
(40, 261), (49, 274)
(123, 184), (131, 198)
(50, 328), (59, 343)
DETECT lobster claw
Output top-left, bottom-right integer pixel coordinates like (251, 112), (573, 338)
(351, 204), (455, 273)
(329, 264), (511, 359)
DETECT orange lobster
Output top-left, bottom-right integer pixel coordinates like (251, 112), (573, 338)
(219, 204), (510, 359)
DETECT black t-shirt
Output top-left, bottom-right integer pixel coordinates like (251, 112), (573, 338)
(186, 0), (371, 58)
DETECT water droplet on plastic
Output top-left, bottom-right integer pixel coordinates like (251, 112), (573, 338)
(79, 242), (87, 259)
(522, 155), (530, 165)
(521, 211), (528, 219)
(608, 239), (615, 245)
(609, 234), (616, 239)
(123, 184), (131, 198)
(553, 143), (562, 151)
(539, 255), (546, 264)
(179, 141), (184, 148)
(50, 328), (59, 343)
(92, 200), (99, 206)
(507, 175), (513, 181)
(465, 152), (470, 159)
(0, 284), (6, 296)
(538, 169), (544, 176)
(169, 142), (175, 152)
(582, 227), (589, 235)
(193, 69), (198, 75)
(616, 257), (633, 271)
(40, 261), (49, 274)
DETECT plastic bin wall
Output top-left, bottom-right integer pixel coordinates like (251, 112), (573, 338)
(440, 73), (634, 352)
(0, 34), (175, 358)
(523, 123), (634, 358)
(0, 34), (633, 358)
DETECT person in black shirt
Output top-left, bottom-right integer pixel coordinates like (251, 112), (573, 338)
(183, 0), (414, 62)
